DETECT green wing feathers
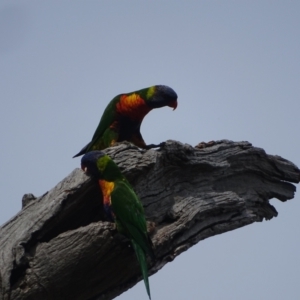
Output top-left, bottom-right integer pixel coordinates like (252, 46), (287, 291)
(88, 96), (120, 150)
(131, 240), (151, 300)
(112, 180), (154, 257)
(111, 180), (154, 298)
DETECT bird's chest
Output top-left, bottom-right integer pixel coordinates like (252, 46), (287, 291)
(116, 94), (151, 122)
(99, 179), (115, 221)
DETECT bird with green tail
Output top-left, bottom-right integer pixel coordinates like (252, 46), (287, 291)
(81, 150), (155, 299)
(73, 85), (177, 157)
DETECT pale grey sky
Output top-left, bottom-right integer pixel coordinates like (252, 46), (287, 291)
(0, 1), (299, 299)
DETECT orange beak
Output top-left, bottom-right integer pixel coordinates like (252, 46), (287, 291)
(81, 165), (87, 173)
(170, 100), (178, 110)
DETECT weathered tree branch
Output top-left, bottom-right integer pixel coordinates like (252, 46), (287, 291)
(0, 140), (299, 300)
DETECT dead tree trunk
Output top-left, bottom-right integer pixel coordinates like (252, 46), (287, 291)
(0, 140), (299, 300)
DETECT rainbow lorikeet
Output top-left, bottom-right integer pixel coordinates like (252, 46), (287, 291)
(73, 85), (177, 157)
(81, 151), (155, 299)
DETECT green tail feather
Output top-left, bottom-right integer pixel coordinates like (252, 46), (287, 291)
(131, 240), (151, 299)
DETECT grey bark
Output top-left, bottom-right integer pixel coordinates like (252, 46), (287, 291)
(0, 140), (299, 300)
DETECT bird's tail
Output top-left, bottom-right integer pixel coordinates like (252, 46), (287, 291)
(131, 240), (151, 300)
(72, 142), (91, 158)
